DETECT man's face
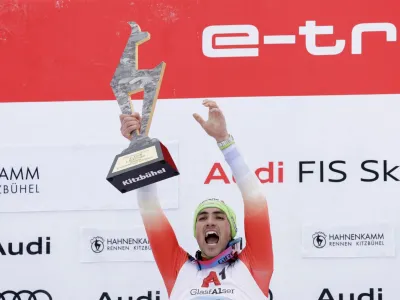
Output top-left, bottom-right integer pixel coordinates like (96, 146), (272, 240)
(195, 207), (231, 258)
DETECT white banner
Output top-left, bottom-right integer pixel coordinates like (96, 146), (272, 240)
(0, 141), (180, 212)
(80, 227), (155, 263)
(302, 222), (396, 258)
(0, 97), (399, 300)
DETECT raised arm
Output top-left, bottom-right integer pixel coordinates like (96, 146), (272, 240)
(137, 184), (188, 296)
(223, 142), (273, 297)
(193, 100), (273, 297)
(119, 113), (187, 297)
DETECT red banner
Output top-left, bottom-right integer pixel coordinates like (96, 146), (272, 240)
(0, 0), (398, 102)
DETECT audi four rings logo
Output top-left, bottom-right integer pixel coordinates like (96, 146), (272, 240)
(0, 290), (52, 300)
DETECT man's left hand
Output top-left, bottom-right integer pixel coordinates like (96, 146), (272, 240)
(193, 100), (229, 142)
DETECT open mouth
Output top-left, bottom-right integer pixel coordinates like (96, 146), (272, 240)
(205, 231), (219, 245)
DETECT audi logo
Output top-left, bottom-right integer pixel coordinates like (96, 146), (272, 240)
(0, 290), (52, 300)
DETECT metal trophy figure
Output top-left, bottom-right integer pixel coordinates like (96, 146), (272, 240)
(106, 21), (179, 193)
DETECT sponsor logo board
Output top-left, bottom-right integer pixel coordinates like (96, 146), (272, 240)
(302, 223), (395, 258)
(80, 227), (154, 263)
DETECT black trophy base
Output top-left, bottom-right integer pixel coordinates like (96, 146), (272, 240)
(106, 138), (179, 193)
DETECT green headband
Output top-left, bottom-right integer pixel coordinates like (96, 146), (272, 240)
(193, 198), (237, 239)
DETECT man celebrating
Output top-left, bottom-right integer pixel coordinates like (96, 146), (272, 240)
(119, 100), (274, 299)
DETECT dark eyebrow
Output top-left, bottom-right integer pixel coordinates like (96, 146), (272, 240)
(214, 211), (225, 215)
(197, 211), (225, 218)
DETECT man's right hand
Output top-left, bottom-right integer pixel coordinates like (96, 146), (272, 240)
(119, 112), (142, 140)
